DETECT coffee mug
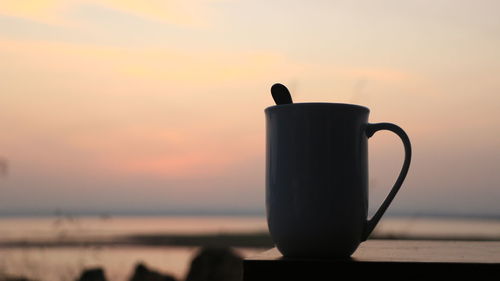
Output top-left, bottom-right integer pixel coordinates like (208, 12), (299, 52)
(265, 102), (411, 258)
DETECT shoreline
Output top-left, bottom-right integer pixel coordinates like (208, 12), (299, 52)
(1, 232), (500, 249)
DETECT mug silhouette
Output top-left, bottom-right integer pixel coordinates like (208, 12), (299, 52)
(265, 101), (411, 258)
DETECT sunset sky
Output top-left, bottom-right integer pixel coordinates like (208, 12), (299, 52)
(0, 0), (499, 216)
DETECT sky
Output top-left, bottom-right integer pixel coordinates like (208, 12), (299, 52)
(0, 0), (499, 216)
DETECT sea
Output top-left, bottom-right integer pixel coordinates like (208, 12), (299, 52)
(1, 215), (500, 281)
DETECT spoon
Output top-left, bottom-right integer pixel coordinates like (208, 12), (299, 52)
(271, 83), (293, 105)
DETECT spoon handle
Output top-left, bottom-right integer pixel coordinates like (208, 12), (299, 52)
(271, 83), (293, 105)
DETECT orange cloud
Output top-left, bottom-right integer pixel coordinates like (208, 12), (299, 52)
(96, 0), (210, 27)
(0, 0), (216, 27)
(0, 0), (70, 24)
(0, 38), (297, 86)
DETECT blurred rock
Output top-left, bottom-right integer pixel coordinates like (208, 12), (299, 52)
(129, 263), (176, 281)
(76, 268), (107, 281)
(185, 247), (242, 281)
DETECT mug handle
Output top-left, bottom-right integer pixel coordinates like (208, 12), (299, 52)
(361, 122), (412, 241)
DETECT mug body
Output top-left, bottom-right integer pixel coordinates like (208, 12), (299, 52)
(265, 103), (370, 258)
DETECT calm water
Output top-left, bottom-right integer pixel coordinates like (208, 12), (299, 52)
(0, 216), (266, 281)
(1, 215), (500, 281)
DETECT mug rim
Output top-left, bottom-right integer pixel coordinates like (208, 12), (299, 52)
(265, 102), (370, 113)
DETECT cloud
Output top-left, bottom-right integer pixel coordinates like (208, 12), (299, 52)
(0, 38), (294, 85)
(95, 0), (211, 27)
(0, 0), (70, 24)
(0, 0), (217, 27)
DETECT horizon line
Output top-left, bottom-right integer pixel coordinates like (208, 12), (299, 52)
(1, 209), (500, 220)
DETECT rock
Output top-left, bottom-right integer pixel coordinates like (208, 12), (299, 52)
(129, 263), (176, 281)
(76, 268), (107, 281)
(185, 247), (242, 281)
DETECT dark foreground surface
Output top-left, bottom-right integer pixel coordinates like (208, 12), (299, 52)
(244, 240), (500, 281)
(1, 246), (244, 281)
